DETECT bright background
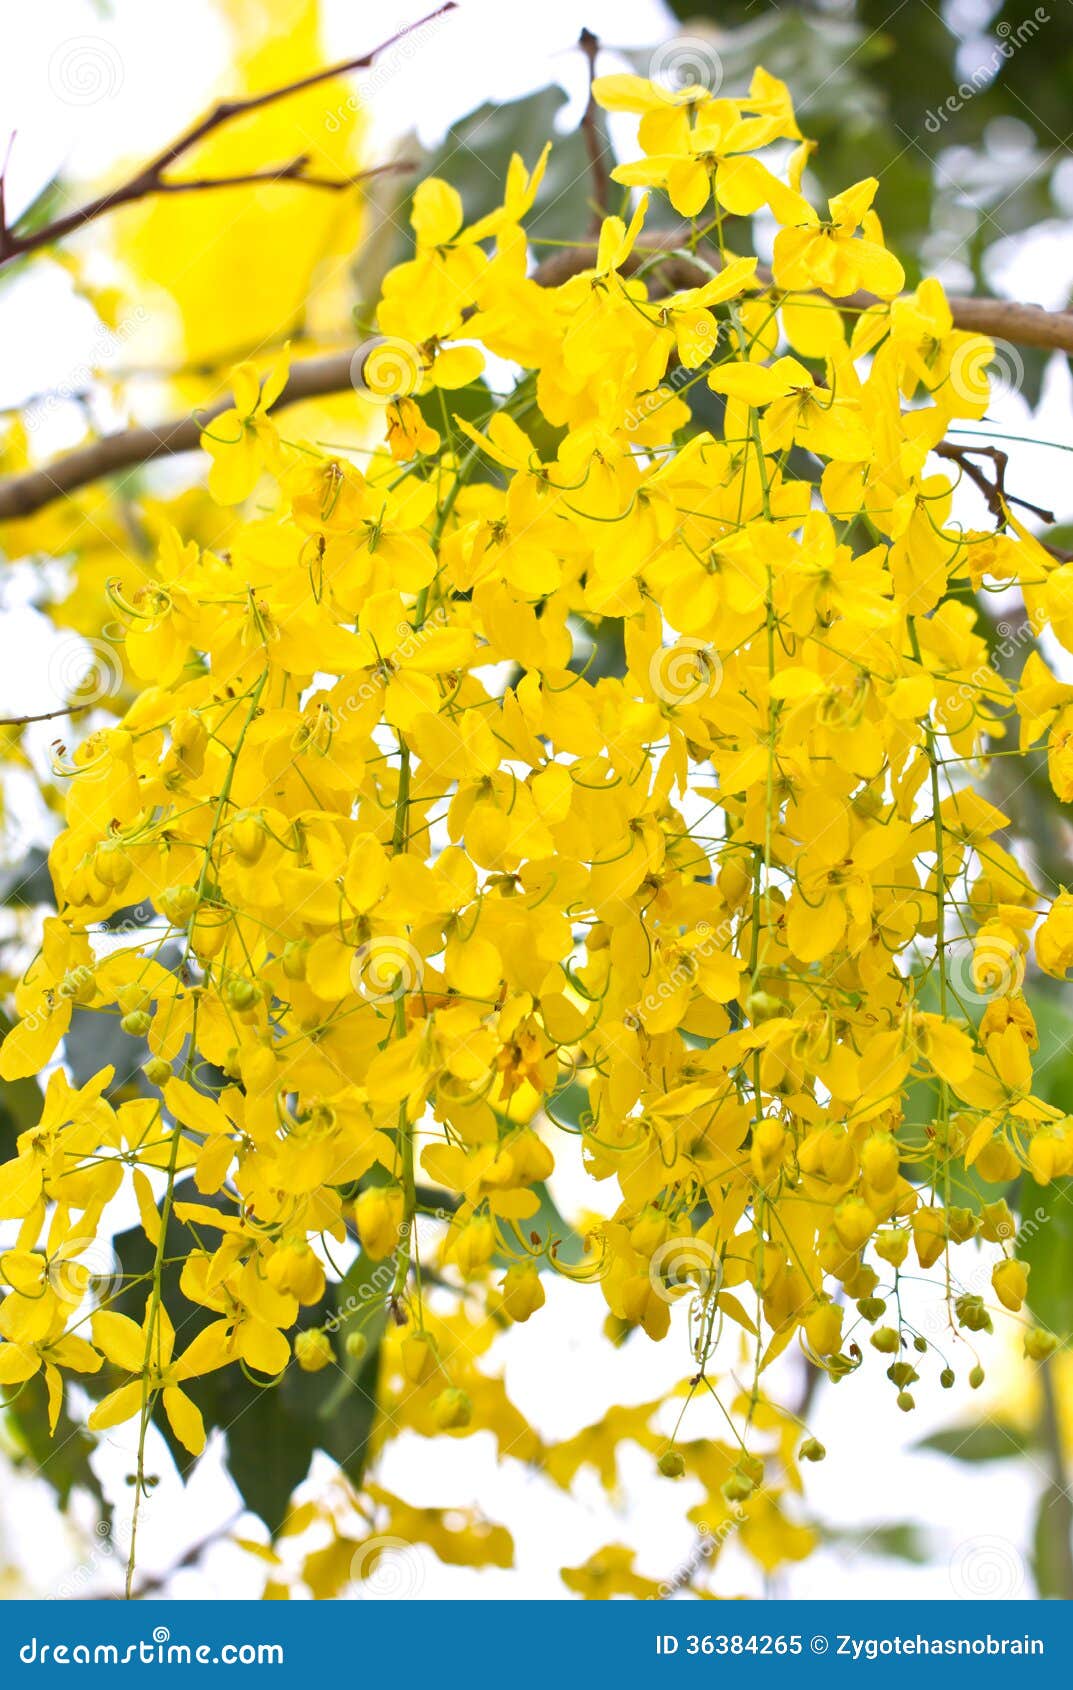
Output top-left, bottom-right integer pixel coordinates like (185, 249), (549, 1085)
(1, 0), (1070, 1602)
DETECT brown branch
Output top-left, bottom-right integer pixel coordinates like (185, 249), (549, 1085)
(0, 350), (361, 521)
(138, 156), (417, 200)
(531, 234), (1073, 353)
(0, 132), (14, 250)
(3, 231), (1073, 525)
(578, 29), (611, 230)
(0, 6), (453, 265)
(935, 441), (1057, 524)
(0, 704), (93, 728)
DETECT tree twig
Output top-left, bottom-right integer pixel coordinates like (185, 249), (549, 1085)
(0, 703), (94, 728)
(3, 233), (1073, 525)
(531, 233), (1073, 354)
(577, 29), (611, 231)
(935, 441), (1058, 525)
(0, 350), (364, 521)
(0, 132), (15, 251)
(0, 5), (453, 265)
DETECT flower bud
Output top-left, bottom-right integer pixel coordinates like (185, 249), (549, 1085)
(160, 884), (198, 925)
(1023, 1327), (1059, 1362)
(804, 1302), (843, 1357)
(345, 1331), (369, 1364)
(355, 1184), (405, 1261)
(992, 1257), (1029, 1312)
(294, 1329), (333, 1372)
(401, 1331), (436, 1384)
(452, 1215), (496, 1277)
(874, 1228), (909, 1267)
(870, 1325), (900, 1354)
(860, 1133), (899, 1192)
(500, 1263), (545, 1323)
(431, 1387), (472, 1431)
(231, 811), (267, 863)
(833, 1197), (875, 1252)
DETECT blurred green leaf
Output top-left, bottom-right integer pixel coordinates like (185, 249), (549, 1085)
(3, 1373), (107, 1513)
(916, 1422), (1030, 1462)
(1032, 1475), (1073, 1599)
(103, 1181), (388, 1531)
(824, 1521), (931, 1563)
(0, 847), (53, 908)
(1017, 1174), (1073, 1335)
(423, 88), (595, 243)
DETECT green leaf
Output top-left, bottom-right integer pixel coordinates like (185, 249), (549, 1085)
(0, 847), (53, 908)
(422, 88), (595, 244)
(104, 1181), (390, 1530)
(916, 1422), (1030, 1462)
(1032, 1477), (1073, 1599)
(216, 1376), (318, 1536)
(823, 1521), (931, 1564)
(1018, 1174), (1073, 1335)
(3, 1373), (108, 1514)
(313, 1246), (389, 1490)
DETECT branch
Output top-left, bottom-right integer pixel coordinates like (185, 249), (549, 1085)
(3, 231), (1073, 525)
(0, 704), (93, 728)
(531, 234), (1073, 352)
(131, 156), (416, 200)
(934, 440), (1056, 526)
(0, 350), (359, 521)
(577, 29), (611, 230)
(0, 6), (453, 265)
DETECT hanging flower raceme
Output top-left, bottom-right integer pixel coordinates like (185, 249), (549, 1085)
(0, 61), (1064, 1599)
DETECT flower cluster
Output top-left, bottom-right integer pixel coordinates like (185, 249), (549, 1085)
(0, 65), (1066, 1596)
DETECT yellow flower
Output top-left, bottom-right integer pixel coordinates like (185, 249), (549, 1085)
(200, 348), (289, 505)
(88, 1304), (225, 1456)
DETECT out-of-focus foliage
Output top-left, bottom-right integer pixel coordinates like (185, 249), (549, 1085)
(118, 0), (368, 371)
